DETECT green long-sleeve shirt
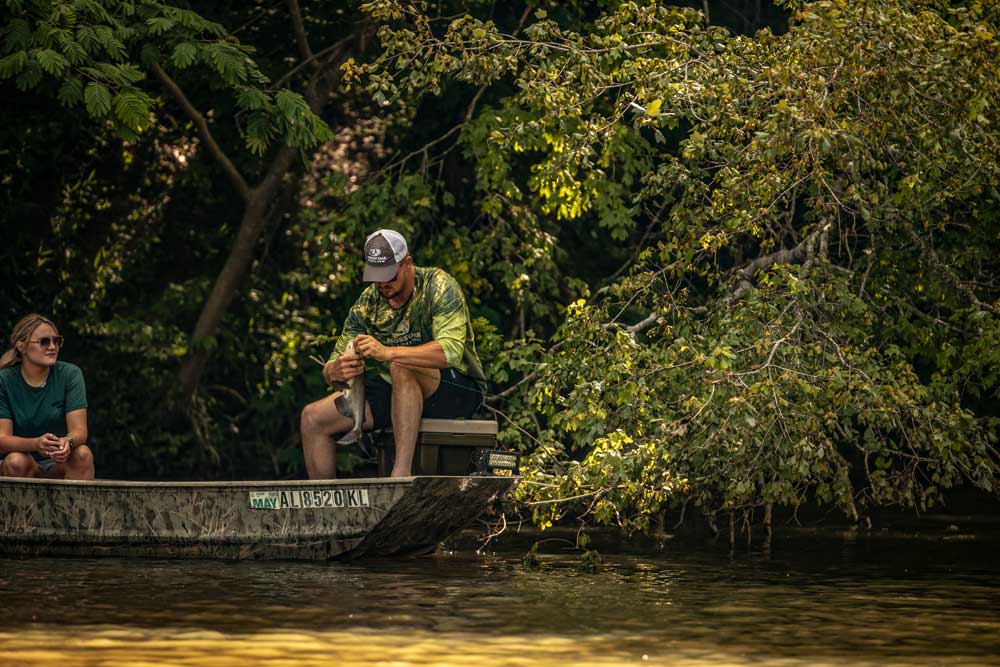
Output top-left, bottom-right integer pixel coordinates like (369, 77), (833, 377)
(332, 266), (486, 387)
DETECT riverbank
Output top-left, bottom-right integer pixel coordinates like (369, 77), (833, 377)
(443, 493), (1000, 556)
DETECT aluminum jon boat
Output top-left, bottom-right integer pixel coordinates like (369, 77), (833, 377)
(0, 475), (517, 560)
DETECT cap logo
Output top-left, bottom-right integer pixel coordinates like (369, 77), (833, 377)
(361, 229), (408, 281)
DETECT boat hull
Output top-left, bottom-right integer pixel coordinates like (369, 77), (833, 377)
(0, 475), (516, 560)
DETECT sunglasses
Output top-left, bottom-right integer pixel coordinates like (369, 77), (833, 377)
(30, 336), (64, 348)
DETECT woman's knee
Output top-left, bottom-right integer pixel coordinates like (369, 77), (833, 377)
(1, 453), (38, 478)
(69, 445), (94, 470)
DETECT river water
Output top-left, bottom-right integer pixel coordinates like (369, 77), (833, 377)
(1, 533), (998, 667)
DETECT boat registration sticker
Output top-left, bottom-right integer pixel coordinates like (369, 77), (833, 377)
(249, 488), (370, 510)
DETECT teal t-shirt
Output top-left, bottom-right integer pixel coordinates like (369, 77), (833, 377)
(0, 361), (87, 439)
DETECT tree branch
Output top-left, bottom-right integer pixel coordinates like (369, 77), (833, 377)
(625, 311), (659, 336)
(286, 0), (316, 68)
(273, 36), (353, 90)
(151, 63), (251, 202)
(736, 226), (823, 279)
(724, 225), (826, 305)
(903, 221), (996, 313)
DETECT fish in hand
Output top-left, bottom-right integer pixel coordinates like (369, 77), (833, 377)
(334, 339), (365, 445)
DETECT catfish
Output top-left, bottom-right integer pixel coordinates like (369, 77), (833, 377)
(334, 339), (365, 445)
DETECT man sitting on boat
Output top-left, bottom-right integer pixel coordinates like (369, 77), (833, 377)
(300, 229), (487, 478)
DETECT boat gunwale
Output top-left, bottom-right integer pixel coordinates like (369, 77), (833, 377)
(0, 475), (433, 490)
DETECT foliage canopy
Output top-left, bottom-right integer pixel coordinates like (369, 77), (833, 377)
(2, 0), (997, 533)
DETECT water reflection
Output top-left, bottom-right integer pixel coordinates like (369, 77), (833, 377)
(1, 538), (998, 666)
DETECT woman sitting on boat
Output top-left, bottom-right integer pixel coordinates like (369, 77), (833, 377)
(0, 314), (94, 479)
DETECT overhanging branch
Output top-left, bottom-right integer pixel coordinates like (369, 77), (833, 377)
(724, 225), (827, 305)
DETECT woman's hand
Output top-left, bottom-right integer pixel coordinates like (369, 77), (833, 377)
(51, 436), (72, 463)
(36, 433), (61, 459)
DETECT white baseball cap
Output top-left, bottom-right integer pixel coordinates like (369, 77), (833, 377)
(362, 229), (409, 282)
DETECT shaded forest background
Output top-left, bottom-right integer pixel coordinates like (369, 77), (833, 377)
(2, 0), (998, 533)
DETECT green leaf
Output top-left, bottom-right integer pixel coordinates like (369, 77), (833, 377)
(139, 43), (160, 67)
(101, 62), (143, 85)
(36, 49), (69, 76)
(236, 86), (270, 111)
(146, 17), (175, 36)
(0, 51), (28, 79)
(4, 18), (31, 51)
(57, 77), (84, 106)
(15, 62), (42, 90)
(84, 81), (112, 117)
(76, 25), (99, 52)
(94, 25), (127, 61)
(275, 89), (309, 119)
(113, 87), (151, 130)
(203, 42), (247, 83)
(59, 38), (88, 65)
(171, 42), (198, 69)
(245, 111), (275, 156)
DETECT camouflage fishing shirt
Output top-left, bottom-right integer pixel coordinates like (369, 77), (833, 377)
(332, 266), (486, 387)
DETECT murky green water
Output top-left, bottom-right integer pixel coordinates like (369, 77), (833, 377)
(1, 535), (998, 666)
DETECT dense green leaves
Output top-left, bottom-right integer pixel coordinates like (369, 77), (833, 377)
(360, 0), (1000, 531)
(1, 0), (329, 154)
(2, 0), (997, 536)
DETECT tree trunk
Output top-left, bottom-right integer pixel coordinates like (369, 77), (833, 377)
(178, 147), (298, 402)
(170, 16), (364, 404)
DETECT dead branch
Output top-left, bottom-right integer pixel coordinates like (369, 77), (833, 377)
(523, 487), (611, 507)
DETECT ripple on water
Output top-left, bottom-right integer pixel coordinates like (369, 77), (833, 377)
(0, 543), (998, 667)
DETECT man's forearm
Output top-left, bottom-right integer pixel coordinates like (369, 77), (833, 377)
(385, 341), (448, 369)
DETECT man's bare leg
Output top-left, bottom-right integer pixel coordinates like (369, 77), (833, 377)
(389, 364), (440, 477)
(300, 392), (373, 479)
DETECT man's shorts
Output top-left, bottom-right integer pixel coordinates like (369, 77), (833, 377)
(364, 368), (485, 429)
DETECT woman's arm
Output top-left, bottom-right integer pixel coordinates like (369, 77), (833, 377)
(0, 418), (47, 455)
(64, 408), (88, 448)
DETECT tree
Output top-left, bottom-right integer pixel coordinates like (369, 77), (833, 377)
(1, 0), (360, 403)
(358, 0), (1000, 531)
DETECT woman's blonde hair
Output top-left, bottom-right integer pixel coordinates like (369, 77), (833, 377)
(0, 314), (58, 369)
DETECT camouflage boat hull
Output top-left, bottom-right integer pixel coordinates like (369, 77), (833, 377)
(0, 475), (516, 560)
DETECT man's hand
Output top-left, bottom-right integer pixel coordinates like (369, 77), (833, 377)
(35, 433), (61, 459)
(355, 334), (390, 362)
(323, 352), (365, 385)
